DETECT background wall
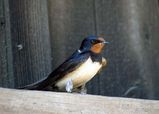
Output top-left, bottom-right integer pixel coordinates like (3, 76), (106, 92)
(0, 0), (159, 99)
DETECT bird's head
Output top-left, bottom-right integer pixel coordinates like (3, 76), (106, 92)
(79, 36), (109, 54)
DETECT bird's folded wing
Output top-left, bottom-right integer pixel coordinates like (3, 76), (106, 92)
(19, 51), (90, 90)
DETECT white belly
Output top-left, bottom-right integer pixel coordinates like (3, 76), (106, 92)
(55, 57), (102, 90)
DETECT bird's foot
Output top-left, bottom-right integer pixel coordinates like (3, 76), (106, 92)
(72, 84), (87, 94)
(80, 84), (87, 95)
(65, 79), (73, 93)
(80, 89), (87, 95)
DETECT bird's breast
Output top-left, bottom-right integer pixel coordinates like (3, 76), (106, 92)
(55, 57), (102, 90)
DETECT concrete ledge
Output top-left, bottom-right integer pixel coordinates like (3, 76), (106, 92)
(0, 88), (158, 114)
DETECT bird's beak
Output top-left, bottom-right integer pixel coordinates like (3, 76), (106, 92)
(102, 41), (109, 44)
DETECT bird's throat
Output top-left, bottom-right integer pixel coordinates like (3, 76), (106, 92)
(90, 43), (104, 54)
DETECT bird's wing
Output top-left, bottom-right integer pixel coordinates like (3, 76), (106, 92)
(19, 51), (90, 90)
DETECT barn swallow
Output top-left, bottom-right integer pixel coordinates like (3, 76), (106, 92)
(20, 36), (109, 93)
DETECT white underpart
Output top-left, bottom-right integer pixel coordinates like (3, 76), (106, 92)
(65, 79), (73, 92)
(55, 57), (102, 91)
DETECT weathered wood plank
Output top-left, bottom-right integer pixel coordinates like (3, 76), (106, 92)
(9, 0), (52, 87)
(95, 0), (159, 99)
(47, 0), (159, 99)
(0, 88), (158, 114)
(145, 0), (159, 99)
(47, 0), (100, 94)
(0, 0), (7, 86)
(0, 0), (14, 87)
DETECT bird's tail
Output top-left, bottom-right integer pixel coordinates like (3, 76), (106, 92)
(18, 77), (48, 90)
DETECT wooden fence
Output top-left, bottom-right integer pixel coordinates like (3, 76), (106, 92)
(0, 88), (159, 114)
(0, 0), (159, 99)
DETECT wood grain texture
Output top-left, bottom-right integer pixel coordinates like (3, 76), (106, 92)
(47, 0), (100, 94)
(0, 0), (14, 87)
(0, 0), (159, 100)
(9, 0), (52, 87)
(95, 0), (159, 99)
(0, 87), (159, 114)
(0, 0), (7, 86)
(145, 0), (159, 99)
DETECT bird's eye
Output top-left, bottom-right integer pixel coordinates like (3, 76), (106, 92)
(91, 40), (96, 44)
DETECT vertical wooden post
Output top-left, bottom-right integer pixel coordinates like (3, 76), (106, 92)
(0, 0), (14, 87)
(95, 0), (159, 99)
(1, 0), (158, 99)
(9, 0), (52, 87)
(47, 0), (100, 94)
(146, 0), (159, 99)
(47, 0), (159, 99)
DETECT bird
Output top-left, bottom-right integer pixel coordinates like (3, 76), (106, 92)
(19, 36), (109, 93)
